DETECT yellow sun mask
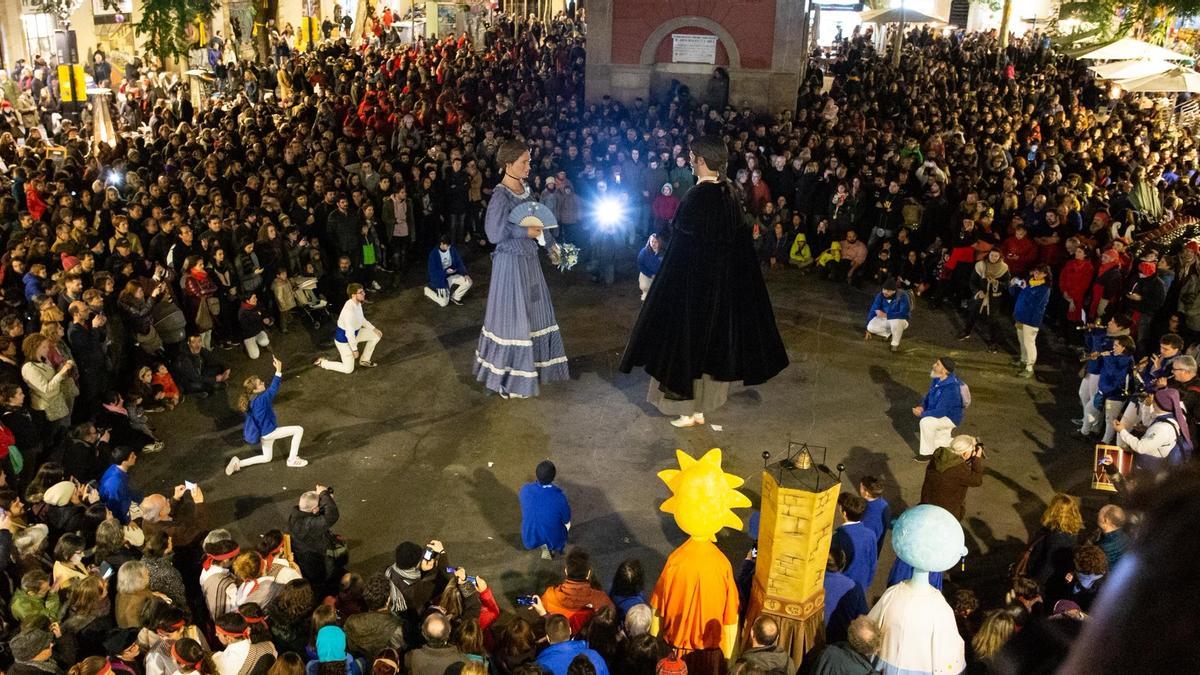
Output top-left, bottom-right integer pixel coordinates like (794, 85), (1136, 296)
(659, 448), (752, 542)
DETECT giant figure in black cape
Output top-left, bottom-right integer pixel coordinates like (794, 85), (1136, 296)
(619, 170), (789, 400)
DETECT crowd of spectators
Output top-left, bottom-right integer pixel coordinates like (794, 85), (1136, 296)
(0, 2), (1197, 672)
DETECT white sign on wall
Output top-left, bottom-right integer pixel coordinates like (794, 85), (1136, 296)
(671, 34), (718, 64)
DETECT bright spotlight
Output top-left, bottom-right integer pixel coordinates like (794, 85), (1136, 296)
(594, 197), (624, 231)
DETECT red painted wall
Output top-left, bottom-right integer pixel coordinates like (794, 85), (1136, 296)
(651, 27), (731, 66)
(610, 0), (776, 70)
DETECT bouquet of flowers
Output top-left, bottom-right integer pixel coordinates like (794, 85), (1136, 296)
(556, 243), (580, 272)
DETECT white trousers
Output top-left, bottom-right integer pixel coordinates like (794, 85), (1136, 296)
(320, 332), (380, 373)
(239, 425), (304, 466)
(919, 416), (956, 456)
(1016, 322), (1039, 369)
(867, 317), (909, 346)
(1078, 374), (1099, 413)
(424, 275), (473, 307)
(243, 331), (270, 359)
(639, 273), (654, 301)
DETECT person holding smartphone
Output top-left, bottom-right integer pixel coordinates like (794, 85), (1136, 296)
(384, 539), (452, 620)
(229, 356), (307, 475)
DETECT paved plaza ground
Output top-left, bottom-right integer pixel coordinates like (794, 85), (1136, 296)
(142, 250), (1094, 606)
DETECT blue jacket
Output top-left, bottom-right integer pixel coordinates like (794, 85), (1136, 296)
(536, 640), (610, 675)
(832, 522), (878, 592)
(518, 482), (571, 552)
(1142, 353), (1179, 394)
(99, 464), (141, 524)
(922, 374), (964, 425)
(867, 291), (910, 323)
(1011, 279), (1051, 328)
(1098, 353), (1135, 400)
(822, 571), (868, 644)
(636, 245), (663, 277)
(22, 273), (43, 303)
(1083, 328), (1115, 375)
(861, 498), (891, 552)
(244, 375), (281, 444)
(427, 246), (468, 290)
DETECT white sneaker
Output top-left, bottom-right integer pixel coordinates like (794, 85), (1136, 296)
(287, 457), (309, 468)
(225, 457), (241, 476)
(370, 281), (382, 291)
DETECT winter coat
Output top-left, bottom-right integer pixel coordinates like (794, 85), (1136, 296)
(867, 291), (910, 323)
(1059, 259), (1095, 322)
(1011, 279), (1052, 328)
(919, 447), (984, 520)
(243, 375), (280, 444)
(921, 374), (964, 425)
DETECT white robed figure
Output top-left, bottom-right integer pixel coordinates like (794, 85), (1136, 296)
(868, 504), (968, 675)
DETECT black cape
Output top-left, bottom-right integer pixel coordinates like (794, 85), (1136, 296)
(619, 180), (788, 398)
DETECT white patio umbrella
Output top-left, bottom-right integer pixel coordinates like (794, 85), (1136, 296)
(1090, 59), (1175, 81)
(860, 6), (948, 24)
(861, 5), (948, 67)
(1119, 67), (1200, 93)
(1072, 37), (1192, 62)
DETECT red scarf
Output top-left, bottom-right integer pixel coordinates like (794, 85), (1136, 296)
(189, 267), (210, 282)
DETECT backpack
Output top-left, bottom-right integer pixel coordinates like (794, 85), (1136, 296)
(959, 380), (972, 408)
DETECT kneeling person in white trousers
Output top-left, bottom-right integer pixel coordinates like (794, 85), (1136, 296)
(424, 236), (473, 307)
(315, 283), (382, 373)
(228, 356), (307, 475)
(912, 357), (966, 458)
(865, 279), (911, 352)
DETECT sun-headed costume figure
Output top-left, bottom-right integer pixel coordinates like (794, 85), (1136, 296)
(651, 449), (751, 673)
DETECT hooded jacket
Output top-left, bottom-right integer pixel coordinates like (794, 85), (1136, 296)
(919, 447), (983, 520)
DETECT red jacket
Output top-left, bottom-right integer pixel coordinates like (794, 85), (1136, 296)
(25, 185), (47, 222)
(1059, 258), (1095, 322)
(1000, 235), (1038, 277)
(652, 194), (680, 222)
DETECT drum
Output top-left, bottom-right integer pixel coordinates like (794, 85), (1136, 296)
(1092, 444), (1134, 492)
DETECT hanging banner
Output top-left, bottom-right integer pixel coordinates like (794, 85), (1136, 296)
(672, 34), (717, 64)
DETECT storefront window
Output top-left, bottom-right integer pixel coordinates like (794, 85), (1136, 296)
(22, 13), (58, 62)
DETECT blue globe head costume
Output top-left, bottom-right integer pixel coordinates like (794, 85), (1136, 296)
(892, 504), (969, 577)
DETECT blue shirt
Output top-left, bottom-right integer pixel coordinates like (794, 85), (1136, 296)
(832, 522), (878, 592)
(823, 571), (868, 644)
(1083, 328), (1115, 375)
(536, 640), (609, 675)
(427, 246), (468, 290)
(518, 482), (571, 552)
(1011, 279), (1051, 328)
(922, 374), (964, 425)
(867, 291), (910, 323)
(861, 498), (890, 552)
(637, 244), (663, 277)
(244, 375), (281, 444)
(99, 464), (141, 524)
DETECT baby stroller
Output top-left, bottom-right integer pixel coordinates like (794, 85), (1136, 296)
(289, 276), (332, 329)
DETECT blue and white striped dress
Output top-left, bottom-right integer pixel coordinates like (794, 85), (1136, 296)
(473, 183), (569, 397)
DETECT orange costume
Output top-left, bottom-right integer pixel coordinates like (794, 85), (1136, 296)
(651, 448), (750, 672)
(650, 538), (739, 651)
